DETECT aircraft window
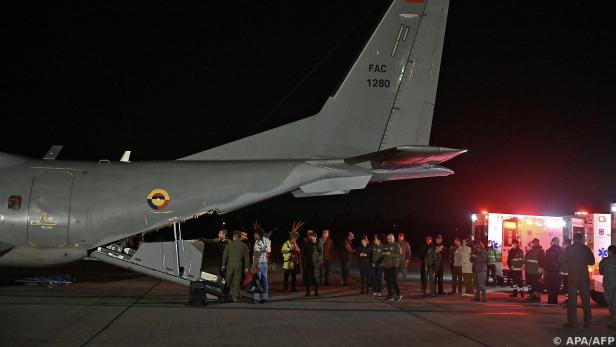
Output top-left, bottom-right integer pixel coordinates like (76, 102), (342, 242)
(8, 195), (22, 210)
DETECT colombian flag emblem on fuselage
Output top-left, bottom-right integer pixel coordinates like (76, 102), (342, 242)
(146, 189), (170, 210)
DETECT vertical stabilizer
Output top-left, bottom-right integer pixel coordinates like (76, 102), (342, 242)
(181, 0), (450, 161)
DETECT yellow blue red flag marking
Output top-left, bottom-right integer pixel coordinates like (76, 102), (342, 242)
(146, 189), (170, 210)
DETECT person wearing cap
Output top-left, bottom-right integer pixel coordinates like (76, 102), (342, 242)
(562, 233), (595, 328)
(302, 230), (323, 296)
(544, 237), (564, 304)
(281, 229), (301, 292)
(486, 240), (498, 286)
(507, 239), (525, 298)
(397, 233), (411, 280)
(358, 235), (372, 295)
(420, 236), (433, 296)
(340, 232), (355, 286)
(525, 238), (545, 302)
(251, 228), (271, 304)
(222, 231), (249, 302)
(383, 233), (402, 301)
(319, 229), (334, 286)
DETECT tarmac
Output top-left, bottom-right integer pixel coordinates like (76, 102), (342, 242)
(0, 261), (614, 347)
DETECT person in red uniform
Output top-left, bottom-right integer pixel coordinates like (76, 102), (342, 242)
(319, 229), (334, 286)
(340, 232), (355, 286)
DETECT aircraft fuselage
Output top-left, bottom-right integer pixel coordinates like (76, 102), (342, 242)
(0, 158), (326, 266)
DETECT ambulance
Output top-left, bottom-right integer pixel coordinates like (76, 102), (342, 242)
(471, 210), (612, 305)
(471, 212), (565, 280)
(563, 212), (612, 305)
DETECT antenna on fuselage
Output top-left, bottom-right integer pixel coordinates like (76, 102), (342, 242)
(120, 151), (131, 163)
(43, 145), (63, 160)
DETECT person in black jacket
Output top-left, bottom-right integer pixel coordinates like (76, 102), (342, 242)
(434, 235), (445, 295)
(358, 235), (372, 295)
(562, 233), (595, 328)
(507, 240), (525, 298)
(303, 230), (323, 296)
(420, 236), (433, 296)
(544, 237), (564, 304)
(525, 238), (545, 302)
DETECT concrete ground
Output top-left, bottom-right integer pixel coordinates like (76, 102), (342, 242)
(0, 261), (614, 347)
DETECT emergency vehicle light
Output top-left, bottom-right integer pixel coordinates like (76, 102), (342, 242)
(503, 221), (517, 229)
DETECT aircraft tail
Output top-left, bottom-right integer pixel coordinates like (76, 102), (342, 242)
(181, 0), (450, 161)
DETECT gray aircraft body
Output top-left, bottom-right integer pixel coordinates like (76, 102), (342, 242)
(0, 0), (462, 286)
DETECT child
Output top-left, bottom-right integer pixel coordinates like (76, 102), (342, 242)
(599, 245), (616, 329)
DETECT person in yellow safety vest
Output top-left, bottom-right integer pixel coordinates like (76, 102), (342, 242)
(525, 238), (545, 302)
(508, 239), (525, 298)
(486, 241), (498, 286)
(281, 230), (301, 292)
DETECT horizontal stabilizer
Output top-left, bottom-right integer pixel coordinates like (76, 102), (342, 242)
(346, 145), (466, 170)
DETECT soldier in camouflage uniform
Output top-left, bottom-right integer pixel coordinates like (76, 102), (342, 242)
(222, 231), (249, 302)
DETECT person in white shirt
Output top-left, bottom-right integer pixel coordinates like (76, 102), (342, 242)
(252, 228), (271, 304)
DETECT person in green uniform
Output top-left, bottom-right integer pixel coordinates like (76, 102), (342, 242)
(222, 230), (249, 302)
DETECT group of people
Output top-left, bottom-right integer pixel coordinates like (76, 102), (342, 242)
(420, 235), (492, 302)
(204, 225), (616, 329)
(282, 229), (407, 301)
(419, 232), (616, 329)
(206, 225), (412, 303)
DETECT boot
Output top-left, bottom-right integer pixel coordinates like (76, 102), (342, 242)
(606, 318), (616, 330)
(519, 288), (526, 298)
(481, 292), (487, 302)
(509, 289), (518, 297)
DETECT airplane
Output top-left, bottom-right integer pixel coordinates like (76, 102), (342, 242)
(0, 0), (462, 290)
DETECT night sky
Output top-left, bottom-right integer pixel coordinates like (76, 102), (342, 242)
(3, 1), (616, 248)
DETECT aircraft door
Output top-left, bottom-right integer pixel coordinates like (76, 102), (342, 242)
(27, 170), (74, 247)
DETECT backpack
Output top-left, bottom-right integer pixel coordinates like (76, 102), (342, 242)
(246, 272), (263, 294)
